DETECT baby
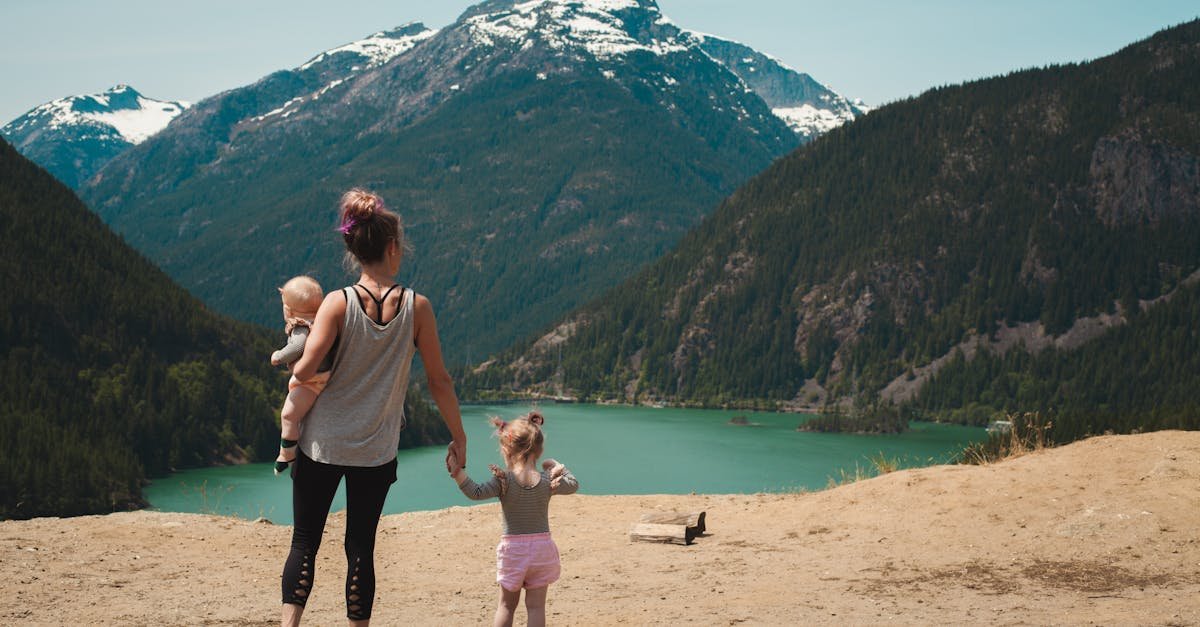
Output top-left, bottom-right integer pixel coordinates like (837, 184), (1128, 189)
(270, 276), (335, 475)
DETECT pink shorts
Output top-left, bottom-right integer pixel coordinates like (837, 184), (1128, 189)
(288, 371), (331, 395)
(496, 532), (560, 591)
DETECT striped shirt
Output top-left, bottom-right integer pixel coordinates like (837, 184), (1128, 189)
(457, 469), (579, 535)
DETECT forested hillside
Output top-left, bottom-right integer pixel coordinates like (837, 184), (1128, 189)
(913, 277), (1200, 439)
(0, 137), (280, 517)
(467, 19), (1200, 437)
(0, 138), (450, 519)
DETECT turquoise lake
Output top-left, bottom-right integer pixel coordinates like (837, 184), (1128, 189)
(144, 403), (986, 525)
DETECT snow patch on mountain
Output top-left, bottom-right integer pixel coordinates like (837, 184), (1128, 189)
(88, 102), (185, 144)
(298, 25), (437, 71)
(772, 104), (851, 137)
(464, 0), (687, 59)
(682, 29), (870, 140)
(245, 25), (437, 125)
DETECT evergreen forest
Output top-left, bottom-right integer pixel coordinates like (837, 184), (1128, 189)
(0, 139), (449, 519)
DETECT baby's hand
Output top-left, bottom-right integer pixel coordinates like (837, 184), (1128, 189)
(489, 464), (508, 496)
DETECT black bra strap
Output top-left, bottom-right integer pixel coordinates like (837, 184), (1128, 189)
(354, 283), (402, 325)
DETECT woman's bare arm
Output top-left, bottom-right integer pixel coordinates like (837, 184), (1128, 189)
(292, 291), (345, 381)
(413, 293), (467, 470)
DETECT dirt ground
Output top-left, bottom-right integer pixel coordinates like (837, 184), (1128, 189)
(2, 430), (1198, 625)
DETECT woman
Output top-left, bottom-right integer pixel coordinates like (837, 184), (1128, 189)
(281, 189), (467, 626)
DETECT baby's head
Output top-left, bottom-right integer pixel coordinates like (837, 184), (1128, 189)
(490, 411), (545, 466)
(278, 275), (323, 325)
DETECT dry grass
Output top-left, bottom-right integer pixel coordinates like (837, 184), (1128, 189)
(826, 452), (903, 487)
(852, 558), (1186, 598)
(961, 411), (1054, 464)
(1021, 559), (1178, 593)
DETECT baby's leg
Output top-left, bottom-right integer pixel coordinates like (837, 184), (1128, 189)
(523, 586), (548, 627)
(281, 386), (318, 439)
(493, 586), (521, 627)
(278, 386), (319, 463)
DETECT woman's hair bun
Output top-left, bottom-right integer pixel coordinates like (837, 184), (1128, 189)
(340, 188), (382, 222)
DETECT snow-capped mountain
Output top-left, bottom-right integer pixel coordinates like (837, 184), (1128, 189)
(1, 85), (188, 188)
(230, 0), (863, 141)
(685, 31), (870, 141)
(81, 0), (863, 363)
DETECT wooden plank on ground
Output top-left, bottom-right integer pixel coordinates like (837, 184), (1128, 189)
(629, 522), (694, 545)
(639, 511), (706, 535)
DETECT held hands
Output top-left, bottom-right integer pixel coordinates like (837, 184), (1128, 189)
(446, 448), (507, 495)
(445, 440), (466, 475)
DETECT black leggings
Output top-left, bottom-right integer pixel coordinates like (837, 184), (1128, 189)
(281, 451), (397, 621)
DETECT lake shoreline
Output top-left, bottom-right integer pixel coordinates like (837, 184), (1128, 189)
(143, 404), (985, 524)
(460, 394), (826, 414)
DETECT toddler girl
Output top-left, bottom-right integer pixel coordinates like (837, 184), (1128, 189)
(449, 411), (578, 627)
(270, 275), (335, 475)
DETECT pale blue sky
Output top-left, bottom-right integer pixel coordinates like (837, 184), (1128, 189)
(2, 0), (1196, 123)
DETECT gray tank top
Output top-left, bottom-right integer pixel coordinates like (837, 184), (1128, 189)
(299, 286), (415, 466)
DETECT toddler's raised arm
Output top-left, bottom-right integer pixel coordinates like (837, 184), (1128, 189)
(550, 464), (579, 496)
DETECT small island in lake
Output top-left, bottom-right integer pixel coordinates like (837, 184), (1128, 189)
(728, 415), (761, 426)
